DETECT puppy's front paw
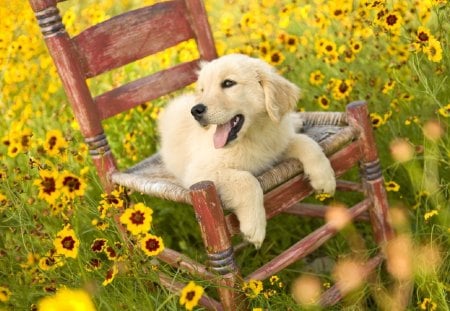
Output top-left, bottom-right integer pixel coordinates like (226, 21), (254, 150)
(307, 163), (336, 196)
(239, 209), (266, 249)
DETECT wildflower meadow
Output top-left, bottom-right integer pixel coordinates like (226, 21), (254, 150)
(1, 0), (449, 310)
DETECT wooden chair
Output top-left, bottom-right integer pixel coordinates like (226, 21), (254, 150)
(29, 0), (394, 309)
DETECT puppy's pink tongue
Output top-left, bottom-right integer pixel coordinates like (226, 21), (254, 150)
(214, 122), (232, 149)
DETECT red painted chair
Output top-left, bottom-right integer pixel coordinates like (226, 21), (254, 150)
(29, 0), (394, 309)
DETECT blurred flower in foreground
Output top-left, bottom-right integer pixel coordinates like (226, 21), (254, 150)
(332, 259), (365, 296)
(389, 138), (415, 163)
(37, 288), (96, 311)
(179, 281), (204, 310)
(325, 203), (351, 230)
(291, 274), (322, 307)
(385, 234), (413, 281)
(422, 120), (444, 141)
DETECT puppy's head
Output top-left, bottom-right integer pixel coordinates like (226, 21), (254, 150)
(192, 54), (300, 149)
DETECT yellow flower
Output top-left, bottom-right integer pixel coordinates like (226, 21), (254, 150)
(423, 37), (443, 62)
(438, 103), (450, 117)
(370, 113), (385, 128)
(38, 250), (64, 271)
(103, 264), (119, 286)
(385, 181), (400, 192)
(0, 286), (12, 302)
(90, 238), (107, 253)
(179, 281), (204, 311)
(120, 203), (153, 235)
(58, 171), (86, 200)
(419, 297), (437, 311)
(265, 50), (285, 66)
(34, 169), (60, 204)
(43, 129), (68, 157)
(37, 288), (96, 311)
(383, 11), (403, 32)
(424, 210), (438, 221)
(382, 80), (396, 94)
(140, 233), (164, 256)
(330, 78), (353, 100)
(242, 279), (263, 298)
(53, 225), (80, 259)
(309, 70), (325, 86)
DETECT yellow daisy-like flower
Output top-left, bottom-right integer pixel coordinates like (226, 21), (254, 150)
(120, 203), (153, 235)
(0, 286), (12, 302)
(317, 95), (330, 110)
(179, 281), (204, 311)
(385, 181), (400, 192)
(140, 233), (164, 256)
(424, 210), (438, 221)
(38, 250), (65, 271)
(58, 171), (86, 200)
(309, 70), (325, 86)
(37, 288), (96, 311)
(54, 225), (80, 259)
(43, 129), (68, 157)
(382, 80), (396, 94)
(438, 103), (450, 117)
(242, 279), (263, 298)
(423, 37), (443, 62)
(419, 297), (437, 311)
(370, 113), (385, 128)
(102, 264), (119, 286)
(90, 238), (107, 253)
(266, 50), (285, 66)
(34, 169), (60, 204)
(330, 78), (353, 100)
(383, 11), (403, 32)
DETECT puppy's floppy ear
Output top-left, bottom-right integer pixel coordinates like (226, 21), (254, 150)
(257, 62), (301, 122)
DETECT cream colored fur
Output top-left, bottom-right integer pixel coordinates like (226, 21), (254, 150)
(158, 54), (335, 248)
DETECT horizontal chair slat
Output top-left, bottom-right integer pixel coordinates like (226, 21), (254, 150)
(95, 60), (199, 119)
(73, 1), (194, 78)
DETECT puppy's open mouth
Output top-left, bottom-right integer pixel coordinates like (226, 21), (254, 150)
(213, 114), (244, 149)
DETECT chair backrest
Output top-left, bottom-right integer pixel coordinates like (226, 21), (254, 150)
(28, 0), (217, 190)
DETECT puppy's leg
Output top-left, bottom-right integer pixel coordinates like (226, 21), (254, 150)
(214, 169), (266, 249)
(286, 134), (336, 195)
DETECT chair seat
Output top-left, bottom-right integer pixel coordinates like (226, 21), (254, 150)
(110, 111), (355, 204)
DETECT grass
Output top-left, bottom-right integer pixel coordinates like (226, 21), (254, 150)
(1, 0), (449, 310)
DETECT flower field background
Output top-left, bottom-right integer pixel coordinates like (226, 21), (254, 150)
(0, 0), (449, 310)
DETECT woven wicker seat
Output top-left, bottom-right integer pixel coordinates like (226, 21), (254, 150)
(30, 0), (394, 309)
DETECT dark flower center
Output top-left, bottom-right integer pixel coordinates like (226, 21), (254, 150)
(62, 236), (75, 250)
(418, 32), (429, 42)
(386, 14), (398, 26)
(63, 176), (81, 192)
(130, 211), (145, 225)
(186, 290), (196, 301)
(42, 177), (56, 195)
(48, 136), (57, 150)
(145, 238), (160, 252)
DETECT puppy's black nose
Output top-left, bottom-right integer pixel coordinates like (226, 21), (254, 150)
(191, 104), (207, 121)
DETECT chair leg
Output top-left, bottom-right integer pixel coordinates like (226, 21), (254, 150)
(190, 181), (242, 311)
(346, 102), (394, 245)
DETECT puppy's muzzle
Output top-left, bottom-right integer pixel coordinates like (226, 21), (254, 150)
(191, 103), (207, 122)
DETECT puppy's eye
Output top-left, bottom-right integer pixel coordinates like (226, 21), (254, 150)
(221, 79), (236, 88)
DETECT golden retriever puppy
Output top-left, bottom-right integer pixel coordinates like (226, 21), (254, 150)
(158, 54), (335, 248)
